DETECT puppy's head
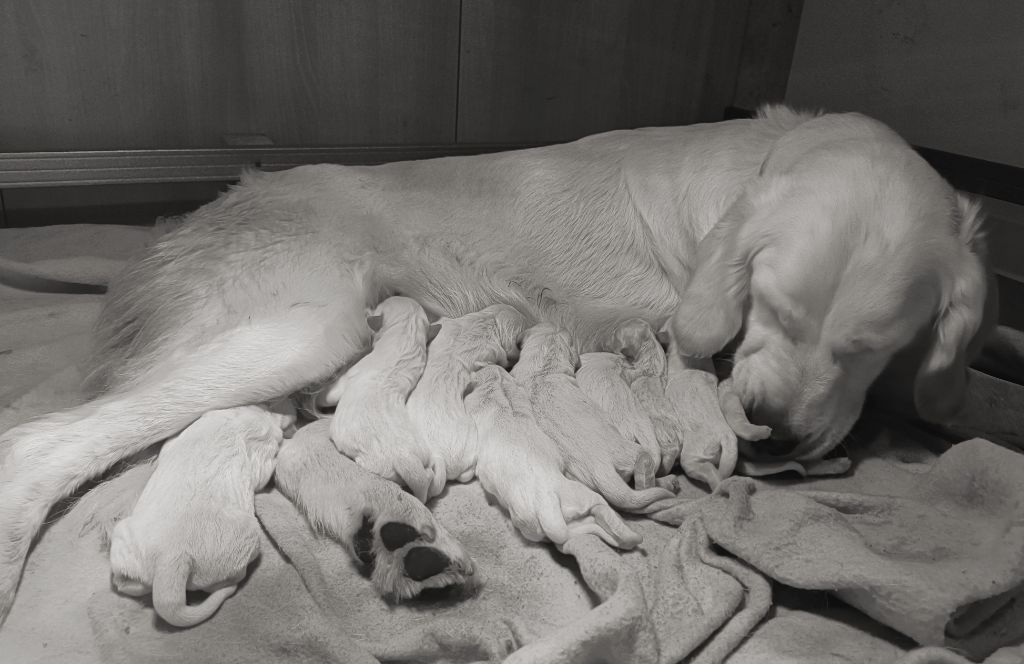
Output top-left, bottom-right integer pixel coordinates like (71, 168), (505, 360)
(671, 108), (993, 460)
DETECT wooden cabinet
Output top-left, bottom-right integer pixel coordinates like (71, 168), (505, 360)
(0, 0), (801, 225)
(0, 1), (460, 150)
(1, 0), (793, 153)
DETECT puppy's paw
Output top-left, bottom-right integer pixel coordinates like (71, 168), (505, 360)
(630, 375), (684, 474)
(522, 378), (673, 512)
(330, 414), (445, 503)
(667, 370), (738, 490)
(477, 454), (642, 551)
(717, 377), (772, 442)
(276, 420), (474, 601)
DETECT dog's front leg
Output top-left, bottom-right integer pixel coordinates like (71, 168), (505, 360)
(275, 419), (475, 600)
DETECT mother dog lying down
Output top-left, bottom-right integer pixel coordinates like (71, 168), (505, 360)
(0, 105), (994, 623)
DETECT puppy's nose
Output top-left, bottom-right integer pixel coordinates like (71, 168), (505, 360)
(761, 432), (799, 457)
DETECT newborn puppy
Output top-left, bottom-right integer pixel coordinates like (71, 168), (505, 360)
(109, 405), (292, 627)
(663, 334), (739, 490)
(510, 324), (674, 508)
(629, 326), (770, 476)
(466, 364), (641, 549)
(601, 318), (668, 381)
(574, 351), (661, 485)
(407, 304), (527, 484)
(275, 419), (475, 600)
(322, 296), (444, 503)
(630, 375), (683, 475)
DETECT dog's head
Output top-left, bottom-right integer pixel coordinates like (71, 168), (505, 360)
(671, 108), (995, 460)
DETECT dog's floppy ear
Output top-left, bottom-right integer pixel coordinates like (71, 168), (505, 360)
(913, 194), (995, 423)
(671, 190), (758, 357)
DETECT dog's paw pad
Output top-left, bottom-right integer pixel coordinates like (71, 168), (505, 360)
(403, 546), (451, 581)
(380, 522), (422, 551)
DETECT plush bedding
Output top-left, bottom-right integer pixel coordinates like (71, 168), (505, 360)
(1, 224), (1022, 664)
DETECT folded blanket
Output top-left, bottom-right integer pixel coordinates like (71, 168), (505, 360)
(649, 438), (1024, 660)
(1, 224), (1023, 664)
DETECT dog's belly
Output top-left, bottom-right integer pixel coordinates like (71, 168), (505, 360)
(363, 159), (686, 345)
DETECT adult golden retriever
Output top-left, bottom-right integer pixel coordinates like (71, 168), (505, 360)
(0, 106), (994, 623)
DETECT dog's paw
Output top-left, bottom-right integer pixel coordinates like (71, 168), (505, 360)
(367, 511), (476, 601)
(346, 477), (474, 600)
(276, 420), (474, 600)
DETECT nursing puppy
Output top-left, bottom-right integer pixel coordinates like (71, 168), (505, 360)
(510, 324), (675, 507)
(0, 106), (993, 622)
(109, 405), (292, 627)
(319, 296), (444, 503)
(465, 364), (642, 549)
(407, 304), (527, 484)
(576, 351), (661, 465)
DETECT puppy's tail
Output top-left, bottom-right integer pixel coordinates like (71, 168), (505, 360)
(588, 462), (674, 512)
(152, 556), (236, 628)
(0, 294), (370, 626)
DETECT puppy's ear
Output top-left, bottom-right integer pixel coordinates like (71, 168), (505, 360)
(366, 314), (384, 333)
(610, 318), (651, 359)
(655, 328), (671, 351)
(671, 190), (757, 357)
(914, 195), (995, 423)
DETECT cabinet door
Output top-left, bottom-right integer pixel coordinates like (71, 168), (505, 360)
(0, 0), (460, 151)
(456, 0), (750, 143)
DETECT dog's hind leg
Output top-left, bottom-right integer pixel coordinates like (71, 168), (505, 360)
(0, 297), (370, 624)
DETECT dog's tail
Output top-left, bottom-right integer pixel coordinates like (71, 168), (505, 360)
(152, 555), (236, 628)
(0, 293), (371, 626)
(0, 255), (111, 294)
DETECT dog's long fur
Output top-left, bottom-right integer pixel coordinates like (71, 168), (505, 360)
(0, 106), (993, 623)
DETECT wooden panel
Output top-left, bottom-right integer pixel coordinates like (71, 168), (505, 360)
(456, 0), (751, 143)
(786, 0), (1024, 168)
(0, 0), (460, 151)
(731, 0), (804, 110)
